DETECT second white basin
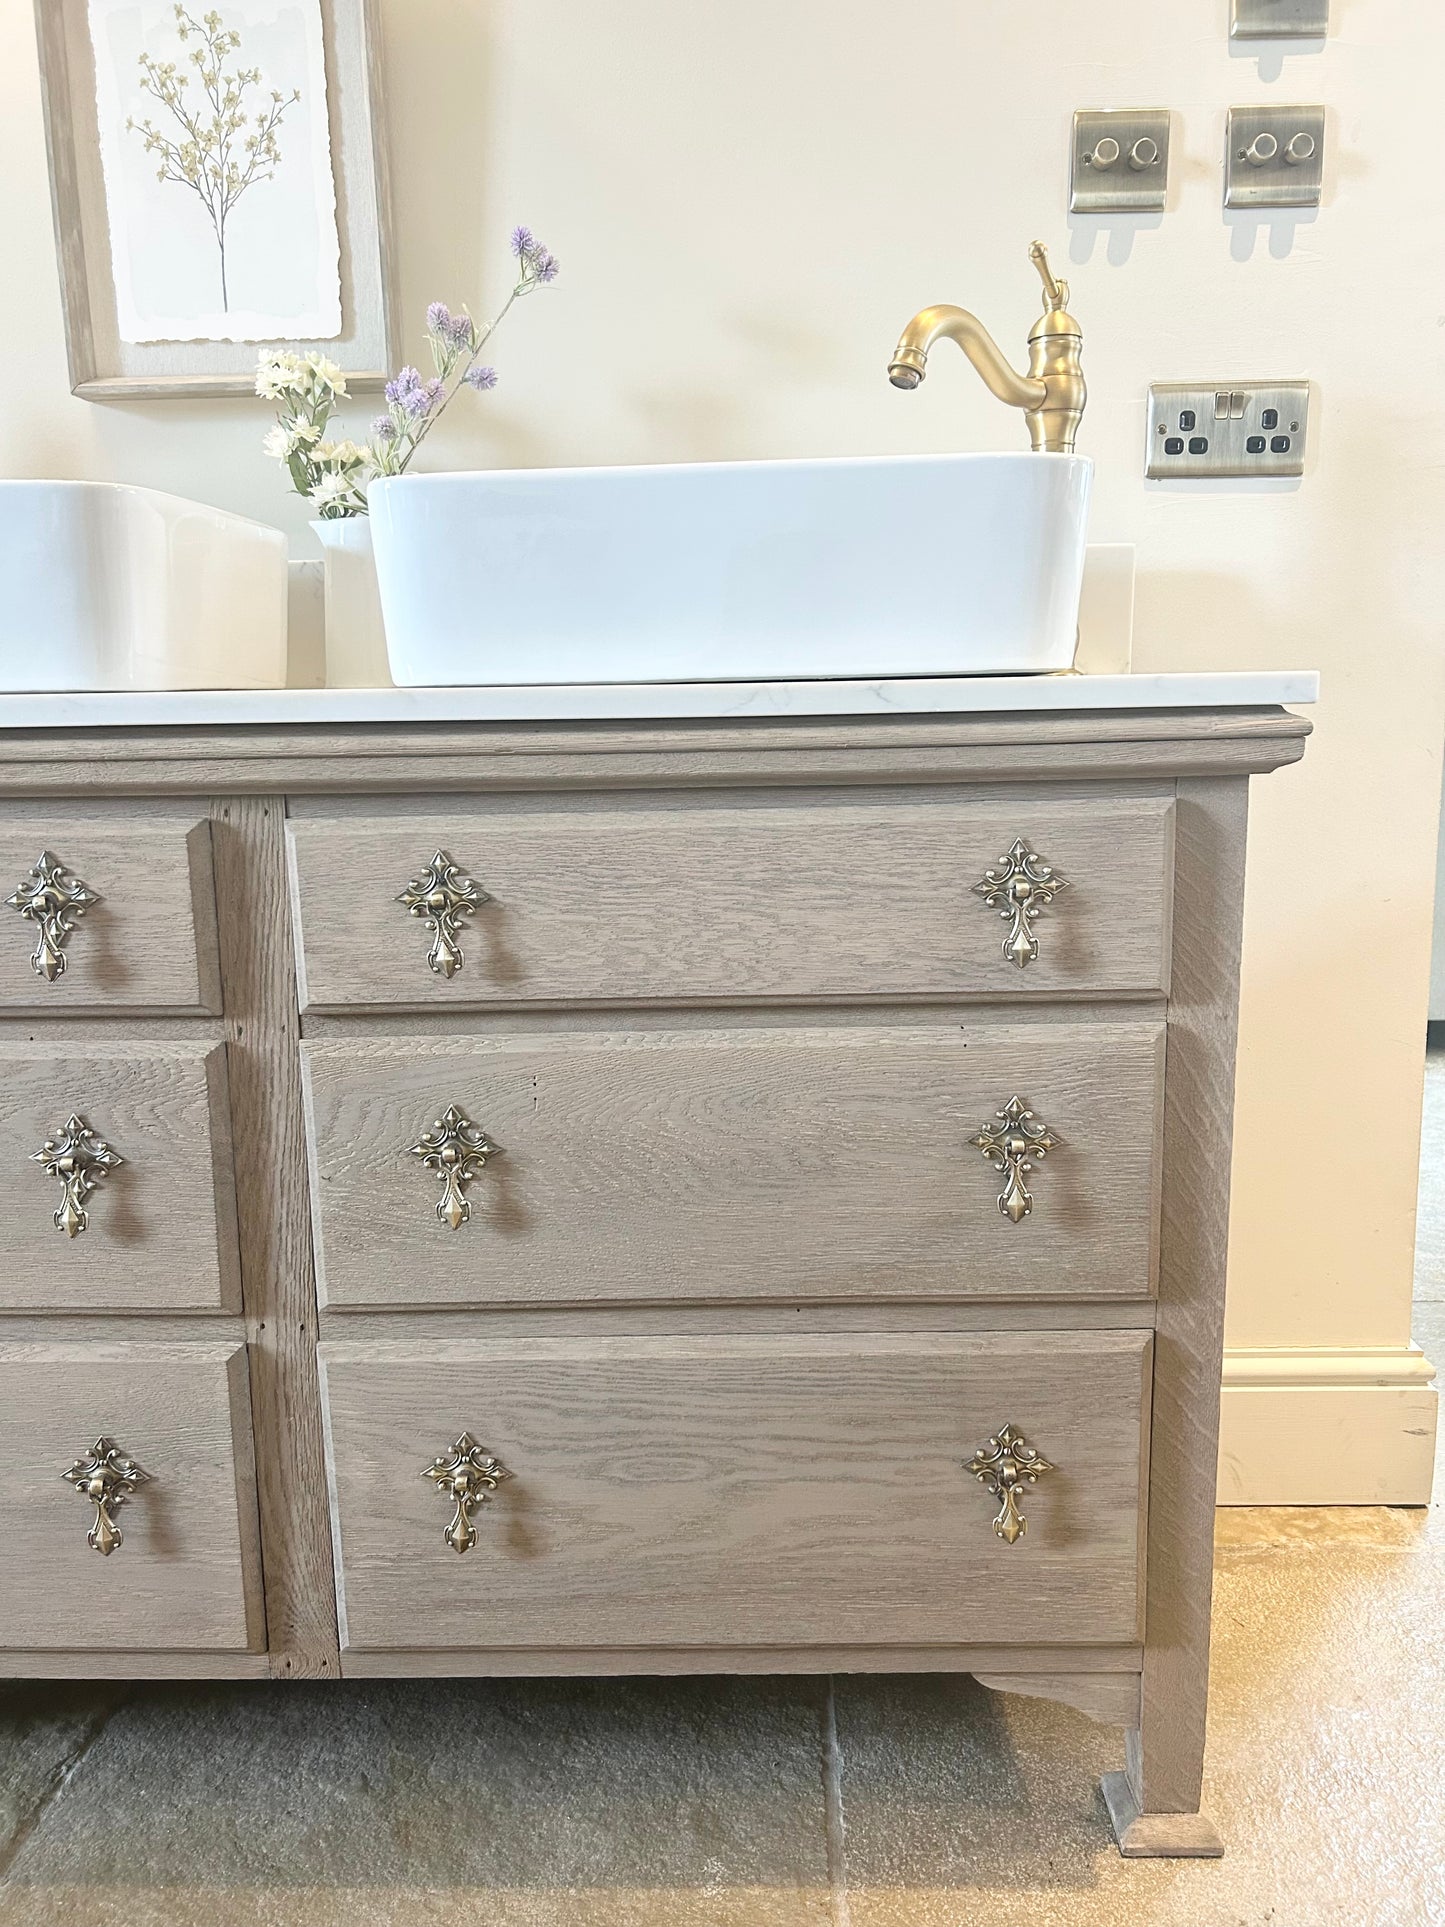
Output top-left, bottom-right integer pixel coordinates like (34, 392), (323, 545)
(0, 481), (288, 692)
(369, 451), (1092, 687)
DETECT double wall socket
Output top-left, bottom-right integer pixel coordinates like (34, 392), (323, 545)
(1230, 0), (1328, 39)
(1146, 382), (1310, 480)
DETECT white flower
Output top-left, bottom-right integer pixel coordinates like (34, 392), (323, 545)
(304, 351), (347, 395)
(308, 470), (362, 511)
(262, 424), (291, 459)
(291, 419), (322, 447)
(327, 439), (369, 468)
(254, 349), (304, 400)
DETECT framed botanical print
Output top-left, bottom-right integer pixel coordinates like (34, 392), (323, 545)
(33, 0), (396, 398)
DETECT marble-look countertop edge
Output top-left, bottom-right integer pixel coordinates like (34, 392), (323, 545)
(0, 671), (1319, 732)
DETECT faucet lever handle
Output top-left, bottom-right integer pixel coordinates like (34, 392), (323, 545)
(1028, 240), (1068, 312)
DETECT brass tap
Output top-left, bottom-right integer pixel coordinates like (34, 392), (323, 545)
(887, 242), (1085, 455)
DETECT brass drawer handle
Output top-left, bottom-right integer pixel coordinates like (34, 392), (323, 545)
(973, 838), (1068, 969)
(409, 1105), (500, 1230)
(397, 850), (490, 979)
(971, 1096), (1057, 1225)
(61, 1437), (151, 1555)
(7, 850), (101, 983)
(422, 1432), (512, 1552)
(33, 1114), (124, 1239)
(967, 1423), (1053, 1545)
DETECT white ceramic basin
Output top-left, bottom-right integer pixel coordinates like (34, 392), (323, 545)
(369, 452), (1092, 687)
(0, 481), (288, 691)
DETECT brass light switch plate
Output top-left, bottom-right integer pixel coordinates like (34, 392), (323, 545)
(1225, 106), (1325, 209)
(1231, 0), (1328, 39)
(1071, 110), (1171, 214)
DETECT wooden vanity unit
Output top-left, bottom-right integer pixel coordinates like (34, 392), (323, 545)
(0, 686), (1310, 1857)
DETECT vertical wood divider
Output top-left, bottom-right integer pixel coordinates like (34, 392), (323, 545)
(211, 793), (339, 1678)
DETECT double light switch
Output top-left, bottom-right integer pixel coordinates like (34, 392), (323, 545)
(1224, 105), (1325, 208)
(1070, 110), (1170, 214)
(1230, 0), (1328, 38)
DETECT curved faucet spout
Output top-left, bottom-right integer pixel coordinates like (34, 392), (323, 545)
(885, 243), (1086, 455)
(887, 306), (1046, 413)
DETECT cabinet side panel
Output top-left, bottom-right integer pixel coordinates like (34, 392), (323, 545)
(1131, 776), (1250, 1813)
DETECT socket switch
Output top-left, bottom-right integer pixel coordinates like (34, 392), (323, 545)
(1230, 0), (1328, 39)
(1146, 382), (1310, 480)
(1225, 105), (1325, 208)
(1071, 109), (1171, 214)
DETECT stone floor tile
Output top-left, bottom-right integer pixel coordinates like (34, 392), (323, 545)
(1213, 1502), (1424, 1550)
(0, 1677), (834, 1927)
(0, 1686), (125, 1881)
(833, 1543), (1445, 1926)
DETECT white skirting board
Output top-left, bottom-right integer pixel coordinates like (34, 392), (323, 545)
(1217, 1348), (1439, 1504)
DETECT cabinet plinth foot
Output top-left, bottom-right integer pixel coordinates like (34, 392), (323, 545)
(1100, 1771), (1224, 1858)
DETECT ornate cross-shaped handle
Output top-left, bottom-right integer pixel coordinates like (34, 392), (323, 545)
(973, 838), (1068, 969)
(61, 1437), (151, 1555)
(970, 1096), (1057, 1225)
(966, 1423), (1053, 1544)
(32, 1114), (124, 1238)
(409, 1105), (500, 1230)
(421, 1433), (512, 1552)
(7, 850), (101, 982)
(396, 851), (490, 979)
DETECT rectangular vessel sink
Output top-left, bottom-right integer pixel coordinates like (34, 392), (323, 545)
(0, 482), (288, 691)
(369, 452), (1092, 686)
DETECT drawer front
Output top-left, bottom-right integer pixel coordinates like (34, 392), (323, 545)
(322, 1331), (1151, 1652)
(287, 794), (1174, 1009)
(0, 1043), (240, 1313)
(0, 1341), (264, 1653)
(303, 1022), (1164, 1309)
(0, 819), (220, 1012)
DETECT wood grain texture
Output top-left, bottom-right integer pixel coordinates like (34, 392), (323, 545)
(0, 1650), (271, 1679)
(319, 1330), (1151, 1653)
(974, 1671), (1141, 1727)
(339, 1642), (1146, 1680)
(0, 817), (218, 1011)
(0, 1041), (239, 1313)
(211, 796), (339, 1678)
(288, 795), (1175, 1009)
(1120, 776), (1252, 1830)
(0, 1339), (263, 1653)
(0, 707), (1310, 797)
(303, 1023), (1165, 1310)
(1101, 1771), (1224, 1858)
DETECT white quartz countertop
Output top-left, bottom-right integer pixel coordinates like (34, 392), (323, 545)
(0, 671), (1317, 731)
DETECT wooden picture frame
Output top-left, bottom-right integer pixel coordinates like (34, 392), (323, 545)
(33, 0), (396, 400)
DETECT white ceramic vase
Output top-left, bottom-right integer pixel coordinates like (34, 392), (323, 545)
(311, 516), (392, 689)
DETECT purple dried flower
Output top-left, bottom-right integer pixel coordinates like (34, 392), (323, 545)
(465, 364), (498, 391)
(510, 225), (534, 259)
(384, 365), (423, 406)
(426, 301), (453, 336)
(445, 312), (476, 349)
(371, 414), (398, 442)
(531, 247), (559, 283)
(384, 365), (442, 420)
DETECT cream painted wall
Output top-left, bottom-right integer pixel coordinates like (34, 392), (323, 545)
(2, 1), (1441, 1491)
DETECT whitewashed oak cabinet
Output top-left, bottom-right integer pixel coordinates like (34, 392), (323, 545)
(0, 705), (1308, 1858)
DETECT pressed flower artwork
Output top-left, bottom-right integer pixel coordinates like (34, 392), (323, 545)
(88, 0), (342, 343)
